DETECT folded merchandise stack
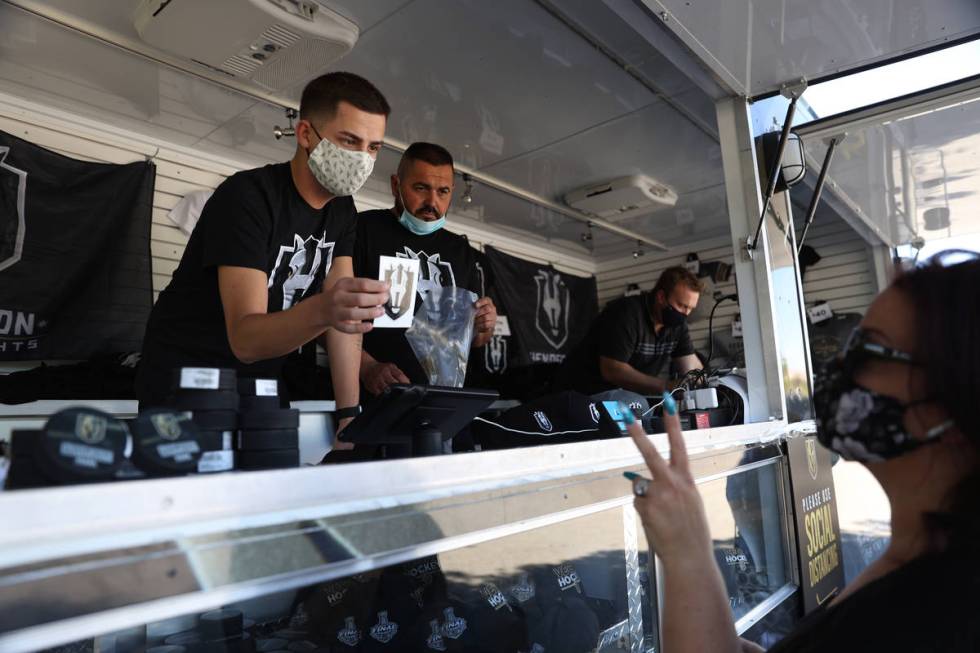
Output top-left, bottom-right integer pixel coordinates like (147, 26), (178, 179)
(236, 378), (300, 471)
(171, 367), (239, 473)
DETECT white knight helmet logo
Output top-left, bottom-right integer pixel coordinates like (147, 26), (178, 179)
(533, 410), (553, 432)
(486, 335), (507, 374)
(589, 403), (601, 424)
(398, 247), (456, 297)
(269, 233), (334, 310)
(0, 146), (28, 272)
(534, 269), (570, 350)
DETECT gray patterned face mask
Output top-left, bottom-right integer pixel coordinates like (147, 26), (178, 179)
(306, 125), (375, 197)
(814, 328), (953, 463)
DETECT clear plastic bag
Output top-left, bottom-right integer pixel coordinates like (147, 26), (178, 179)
(405, 286), (478, 387)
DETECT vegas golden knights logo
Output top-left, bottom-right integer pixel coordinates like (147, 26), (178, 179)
(150, 413), (183, 441)
(75, 414), (107, 444)
(806, 438), (819, 481)
(383, 261), (416, 319)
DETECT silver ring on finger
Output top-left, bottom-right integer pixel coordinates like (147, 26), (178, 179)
(633, 478), (650, 497)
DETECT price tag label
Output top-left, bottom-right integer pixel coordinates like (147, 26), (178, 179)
(732, 318), (743, 338)
(808, 302), (833, 324)
(180, 368), (220, 390)
(197, 450), (234, 473)
(255, 379), (278, 396)
(494, 315), (512, 337)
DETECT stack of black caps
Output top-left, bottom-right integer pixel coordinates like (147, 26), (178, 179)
(172, 367), (238, 473)
(130, 410), (203, 477)
(525, 562), (601, 653)
(236, 378), (300, 471)
(447, 580), (530, 653)
(296, 571), (385, 650)
(16, 407), (129, 488)
(356, 556), (453, 652)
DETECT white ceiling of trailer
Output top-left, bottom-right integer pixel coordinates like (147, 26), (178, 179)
(0, 0), (732, 261)
(805, 95), (980, 247)
(644, 0), (980, 97)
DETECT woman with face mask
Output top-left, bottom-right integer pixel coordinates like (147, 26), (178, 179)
(622, 251), (980, 652)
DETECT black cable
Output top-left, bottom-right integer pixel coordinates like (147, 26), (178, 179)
(705, 294), (739, 373)
(730, 393), (741, 425)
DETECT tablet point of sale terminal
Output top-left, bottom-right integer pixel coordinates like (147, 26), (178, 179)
(336, 384), (499, 457)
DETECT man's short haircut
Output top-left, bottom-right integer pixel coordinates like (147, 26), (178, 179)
(300, 71), (390, 123)
(651, 266), (704, 298)
(397, 142), (455, 179)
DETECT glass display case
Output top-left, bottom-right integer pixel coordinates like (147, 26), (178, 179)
(638, 444), (796, 651)
(1, 429), (800, 653)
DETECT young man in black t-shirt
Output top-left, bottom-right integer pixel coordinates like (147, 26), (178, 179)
(353, 142), (497, 394)
(561, 266), (703, 396)
(137, 72), (391, 430)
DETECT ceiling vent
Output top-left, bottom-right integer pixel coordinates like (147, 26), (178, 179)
(134, 0), (358, 93)
(564, 175), (678, 222)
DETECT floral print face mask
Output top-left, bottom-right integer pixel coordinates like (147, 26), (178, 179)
(813, 329), (953, 463)
(306, 125), (375, 197)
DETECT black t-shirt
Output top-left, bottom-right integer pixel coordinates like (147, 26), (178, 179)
(560, 293), (694, 395)
(767, 551), (980, 652)
(136, 163), (356, 405)
(353, 208), (483, 384)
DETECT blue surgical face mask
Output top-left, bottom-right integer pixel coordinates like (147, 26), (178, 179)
(398, 209), (445, 235)
(396, 183), (446, 235)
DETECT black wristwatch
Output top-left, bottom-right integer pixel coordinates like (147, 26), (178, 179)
(335, 405), (362, 421)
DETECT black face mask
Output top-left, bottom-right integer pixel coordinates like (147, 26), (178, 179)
(657, 298), (687, 328)
(813, 329), (953, 463)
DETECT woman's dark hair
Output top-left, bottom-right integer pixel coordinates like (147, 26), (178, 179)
(891, 250), (980, 551)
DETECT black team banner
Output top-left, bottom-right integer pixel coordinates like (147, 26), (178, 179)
(0, 130), (155, 360)
(786, 435), (845, 613)
(467, 249), (518, 383)
(484, 246), (597, 367)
